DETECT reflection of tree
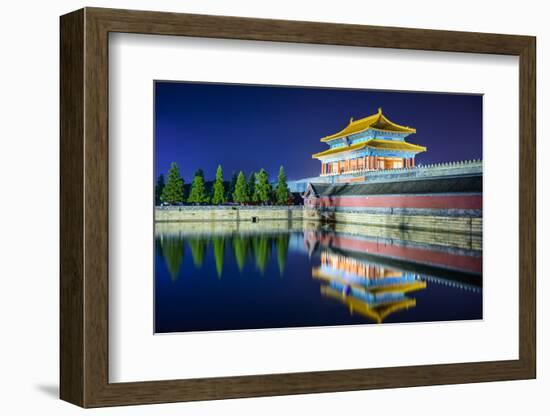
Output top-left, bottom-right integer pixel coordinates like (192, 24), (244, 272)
(232, 235), (249, 272)
(159, 235), (184, 281)
(213, 236), (225, 278)
(253, 236), (271, 274)
(275, 234), (290, 276)
(188, 238), (207, 267)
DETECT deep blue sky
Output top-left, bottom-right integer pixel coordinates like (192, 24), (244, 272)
(155, 81), (482, 182)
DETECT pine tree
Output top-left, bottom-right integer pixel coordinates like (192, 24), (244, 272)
(253, 169), (272, 204)
(227, 172), (238, 202)
(247, 172), (256, 201)
(155, 174), (165, 205)
(211, 165), (226, 205)
(274, 165), (290, 205)
(160, 162), (184, 205)
(232, 171), (249, 204)
(187, 172), (209, 204)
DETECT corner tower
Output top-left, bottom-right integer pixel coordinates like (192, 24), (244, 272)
(312, 108), (426, 180)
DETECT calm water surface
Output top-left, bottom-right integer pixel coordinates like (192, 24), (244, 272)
(154, 222), (482, 333)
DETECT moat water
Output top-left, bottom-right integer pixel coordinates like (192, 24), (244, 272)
(154, 222), (482, 333)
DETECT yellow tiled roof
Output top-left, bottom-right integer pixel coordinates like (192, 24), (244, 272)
(311, 139), (426, 159)
(312, 142), (368, 158)
(366, 139), (426, 152)
(321, 108), (416, 142)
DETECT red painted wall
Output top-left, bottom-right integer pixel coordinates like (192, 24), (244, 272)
(307, 194), (482, 210)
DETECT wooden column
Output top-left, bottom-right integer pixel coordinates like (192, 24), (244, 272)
(411, 158), (415, 167)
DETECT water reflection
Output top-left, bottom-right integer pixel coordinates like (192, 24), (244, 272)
(158, 233), (185, 281)
(188, 238), (207, 268)
(154, 222), (482, 333)
(314, 252), (426, 323)
(158, 230), (290, 280)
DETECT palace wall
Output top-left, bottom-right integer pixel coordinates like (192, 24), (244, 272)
(287, 159), (482, 192)
(155, 205), (481, 235)
(155, 206), (304, 222)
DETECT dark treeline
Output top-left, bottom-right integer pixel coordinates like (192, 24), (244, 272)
(157, 233), (291, 280)
(155, 162), (293, 206)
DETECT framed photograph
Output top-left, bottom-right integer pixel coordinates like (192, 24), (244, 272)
(60, 7), (536, 407)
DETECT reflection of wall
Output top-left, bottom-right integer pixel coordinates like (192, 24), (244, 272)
(157, 220), (482, 252)
(330, 222), (482, 251)
(303, 208), (482, 234)
(304, 230), (482, 275)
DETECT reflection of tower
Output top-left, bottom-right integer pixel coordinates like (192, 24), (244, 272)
(312, 252), (426, 323)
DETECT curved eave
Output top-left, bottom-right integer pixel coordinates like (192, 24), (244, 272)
(320, 109), (416, 143)
(376, 113), (417, 135)
(312, 142), (368, 159)
(366, 139), (426, 153)
(312, 139), (427, 160)
(320, 114), (379, 143)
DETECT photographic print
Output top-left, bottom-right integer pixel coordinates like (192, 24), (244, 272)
(154, 81), (482, 334)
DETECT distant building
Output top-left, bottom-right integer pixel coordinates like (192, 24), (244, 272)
(312, 108), (426, 182)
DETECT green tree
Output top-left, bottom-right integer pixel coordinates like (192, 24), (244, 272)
(160, 162), (184, 205)
(253, 169), (272, 204)
(274, 165), (290, 205)
(232, 171), (249, 204)
(247, 172), (256, 200)
(194, 168), (205, 179)
(227, 172), (238, 202)
(211, 165), (226, 205)
(155, 174), (165, 205)
(187, 172), (209, 204)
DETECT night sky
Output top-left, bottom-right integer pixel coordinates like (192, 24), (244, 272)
(155, 81), (482, 182)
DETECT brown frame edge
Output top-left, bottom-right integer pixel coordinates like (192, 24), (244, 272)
(60, 7), (536, 408)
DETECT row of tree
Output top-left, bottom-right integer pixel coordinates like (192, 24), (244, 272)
(155, 162), (291, 205)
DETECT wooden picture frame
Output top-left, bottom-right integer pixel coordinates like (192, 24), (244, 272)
(60, 7), (536, 408)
